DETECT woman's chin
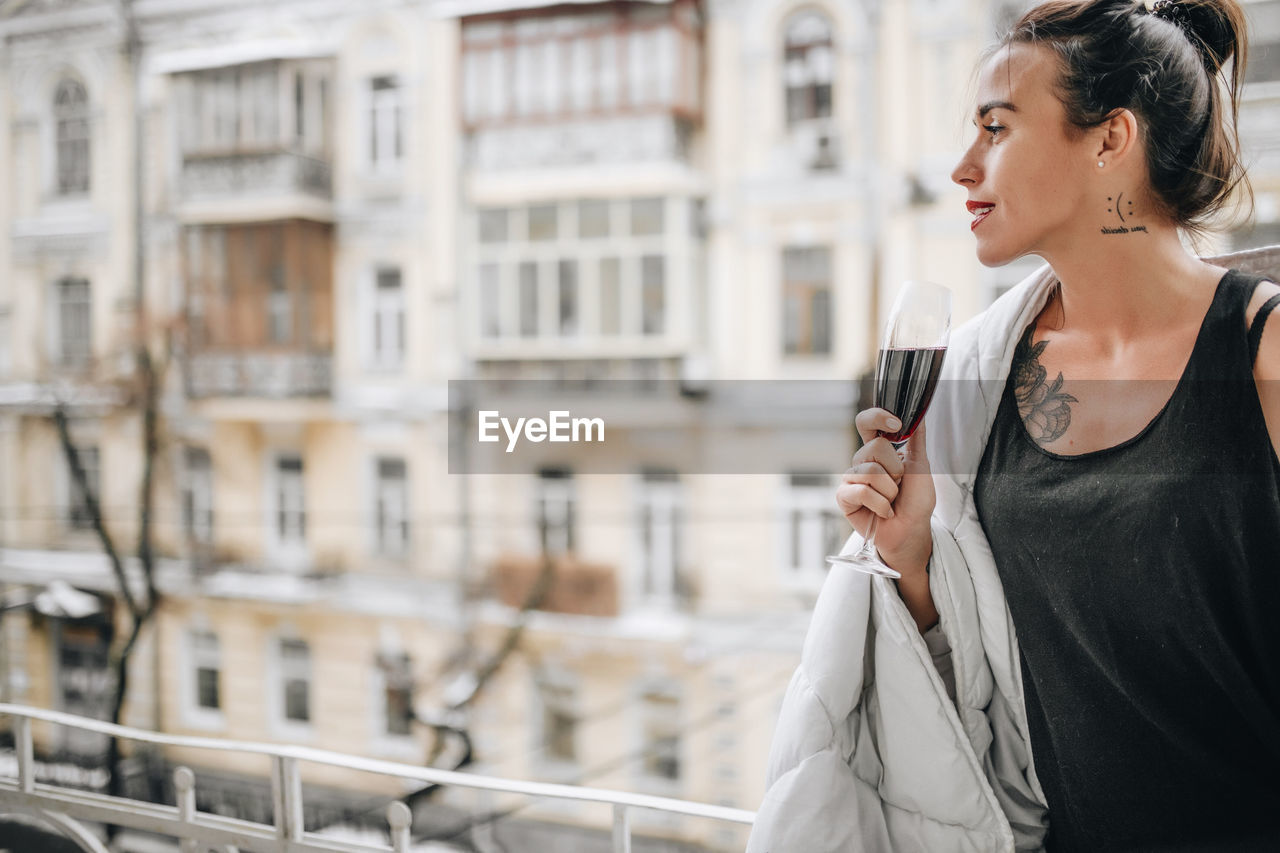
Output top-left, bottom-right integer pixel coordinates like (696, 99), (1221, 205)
(975, 240), (1033, 269)
(976, 246), (1015, 268)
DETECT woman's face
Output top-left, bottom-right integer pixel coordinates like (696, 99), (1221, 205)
(951, 43), (1100, 267)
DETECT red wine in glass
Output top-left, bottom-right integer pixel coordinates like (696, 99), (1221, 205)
(827, 280), (951, 578)
(876, 346), (947, 446)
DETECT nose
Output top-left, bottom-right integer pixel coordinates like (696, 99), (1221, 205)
(951, 145), (981, 187)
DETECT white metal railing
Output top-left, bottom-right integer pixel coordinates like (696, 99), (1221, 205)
(0, 703), (755, 853)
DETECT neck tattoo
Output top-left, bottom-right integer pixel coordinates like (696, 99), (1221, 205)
(1100, 193), (1147, 235)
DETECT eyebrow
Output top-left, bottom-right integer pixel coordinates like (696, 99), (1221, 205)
(976, 100), (1017, 118)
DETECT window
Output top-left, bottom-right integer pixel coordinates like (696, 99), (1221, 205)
(187, 291), (208, 349)
(641, 255), (665, 336)
(182, 221), (333, 356)
(785, 472), (846, 578)
(640, 683), (681, 782)
(294, 71), (306, 141)
(558, 260), (579, 336)
(578, 199), (609, 238)
(55, 623), (112, 754)
(638, 469), (682, 602)
(536, 467), (575, 555)
(459, 7), (701, 126)
(519, 261), (540, 338)
(249, 65), (277, 143)
(184, 225), (221, 350)
(475, 199), (675, 342)
(479, 263), (501, 338)
(369, 76), (403, 172)
(377, 651), (414, 737)
(1245, 0), (1280, 86)
(268, 268), (291, 344)
(279, 638), (311, 724)
(370, 266), (405, 370)
(190, 630), (221, 711)
(275, 455), (306, 545)
(528, 204), (558, 241)
(374, 457), (409, 557)
(216, 68), (240, 145)
(535, 672), (578, 764)
(1250, 39), (1280, 86)
(182, 447), (213, 546)
(55, 277), (92, 368)
(66, 445), (100, 531)
(479, 208), (509, 243)
(784, 12), (834, 127)
(630, 198), (664, 236)
(179, 62), (298, 154)
(782, 246), (832, 356)
(54, 78), (90, 196)
(599, 257), (621, 335)
(318, 79), (328, 144)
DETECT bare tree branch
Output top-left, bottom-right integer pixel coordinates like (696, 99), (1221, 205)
(52, 404), (137, 618)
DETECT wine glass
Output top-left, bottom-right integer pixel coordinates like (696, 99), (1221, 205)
(827, 280), (951, 578)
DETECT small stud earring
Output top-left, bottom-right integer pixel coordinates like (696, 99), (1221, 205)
(1098, 161), (1105, 168)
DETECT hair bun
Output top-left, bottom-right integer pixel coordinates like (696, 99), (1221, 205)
(1150, 0), (1240, 74)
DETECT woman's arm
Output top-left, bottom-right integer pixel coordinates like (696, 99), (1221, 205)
(896, 565), (940, 633)
(1247, 280), (1280, 460)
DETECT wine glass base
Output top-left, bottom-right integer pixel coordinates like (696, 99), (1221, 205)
(825, 553), (902, 579)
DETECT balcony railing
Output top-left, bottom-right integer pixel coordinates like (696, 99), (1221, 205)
(185, 352), (333, 399)
(181, 150), (333, 202)
(0, 704), (755, 853)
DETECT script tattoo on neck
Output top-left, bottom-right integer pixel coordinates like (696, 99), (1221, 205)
(1100, 192), (1147, 235)
(1012, 325), (1078, 444)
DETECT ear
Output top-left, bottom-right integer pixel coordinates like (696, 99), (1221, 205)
(1095, 108), (1140, 166)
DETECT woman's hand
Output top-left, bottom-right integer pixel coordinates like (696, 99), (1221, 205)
(836, 408), (936, 581)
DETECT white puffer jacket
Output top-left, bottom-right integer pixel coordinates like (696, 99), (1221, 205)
(746, 247), (1280, 853)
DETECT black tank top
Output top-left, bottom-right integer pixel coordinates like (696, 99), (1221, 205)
(974, 270), (1280, 852)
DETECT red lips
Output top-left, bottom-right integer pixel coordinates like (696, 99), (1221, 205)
(966, 200), (995, 230)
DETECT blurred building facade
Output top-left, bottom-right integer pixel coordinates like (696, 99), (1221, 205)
(0, 0), (1276, 849)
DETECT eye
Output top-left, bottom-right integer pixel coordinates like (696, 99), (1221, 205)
(983, 123), (1006, 138)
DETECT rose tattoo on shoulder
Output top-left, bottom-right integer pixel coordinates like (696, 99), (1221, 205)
(1012, 325), (1078, 444)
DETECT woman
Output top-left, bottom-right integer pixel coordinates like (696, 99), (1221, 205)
(748, 0), (1280, 850)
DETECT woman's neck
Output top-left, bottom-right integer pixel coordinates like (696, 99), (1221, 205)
(1036, 220), (1221, 344)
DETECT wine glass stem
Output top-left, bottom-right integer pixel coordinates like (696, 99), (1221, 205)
(860, 513), (881, 562)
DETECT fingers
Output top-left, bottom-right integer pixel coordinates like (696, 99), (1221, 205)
(852, 434), (906, 482)
(855, 408), (903, 446)
(842, 460), (900, 503)
(836, 481), (896, 521)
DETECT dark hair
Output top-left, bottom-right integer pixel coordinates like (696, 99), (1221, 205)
(1003, 0), (1251, 230)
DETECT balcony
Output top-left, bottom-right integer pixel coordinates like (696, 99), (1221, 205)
(182, 220), (335, 401)
(171, 58), (333, 221)
(181, 149), (332, 204)
(460, 0), (704, 173)
(185, 351), (332, 399)
(0, 704), (754, 853)
(491, 552), (619, 617)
